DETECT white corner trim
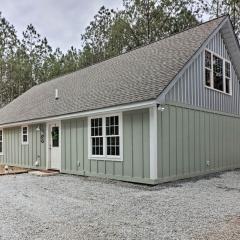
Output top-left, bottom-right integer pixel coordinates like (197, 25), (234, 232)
(149, 106), (158, 180)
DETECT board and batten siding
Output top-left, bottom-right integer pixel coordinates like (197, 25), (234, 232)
(61, 109), (150, 183)
(157, 104), (240, 181)
(165, 31), (240, 115)
(0, 124), (46, 168)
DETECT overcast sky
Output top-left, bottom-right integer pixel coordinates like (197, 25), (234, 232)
(1, 0), (123, 52)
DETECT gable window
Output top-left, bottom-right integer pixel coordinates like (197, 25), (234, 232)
(22, 126), (28, 144)
(204, 49), (231, 94)
(89, 114), (122, 160)
(0, 130), (3, 154)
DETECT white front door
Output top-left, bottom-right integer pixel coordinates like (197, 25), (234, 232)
(49, 122), (61, 170)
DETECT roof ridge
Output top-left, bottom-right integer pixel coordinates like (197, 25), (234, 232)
(34, 15), (227, 89)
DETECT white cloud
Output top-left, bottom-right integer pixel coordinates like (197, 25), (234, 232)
(0, 0), (123, 52)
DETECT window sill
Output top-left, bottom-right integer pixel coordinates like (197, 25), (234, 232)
(21, 143), (29, 145)
(205, 85), (232, 96)
(89, 156), (123, 162)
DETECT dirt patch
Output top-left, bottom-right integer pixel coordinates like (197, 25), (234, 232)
(0, 165), (29, 175)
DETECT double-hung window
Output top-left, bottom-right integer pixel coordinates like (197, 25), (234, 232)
(0, 130), (3, 154)
(22, 126), (28, 144)
(204, 49), (232, 94)
(89, 114), (122, 160)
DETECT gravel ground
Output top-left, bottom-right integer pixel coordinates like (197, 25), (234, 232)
(0, 171), (240, 240)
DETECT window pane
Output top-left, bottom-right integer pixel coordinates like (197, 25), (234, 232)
(225, 62), (230, 78)
(107, 136), (120, 156)
(0, 142), (2, 153)
(205, 50), (211, 69)
(205, 69), (211, 87)
(92, 137), (103, 155)
(23, 127), (27, 134)
(0, 130), (2, 141)
(213, 55), (223, 91)
(23, 135), (28, 142)
(226, 78), (230, 94)
(116, 146), (119, 156)
(51, 127), (59, 147)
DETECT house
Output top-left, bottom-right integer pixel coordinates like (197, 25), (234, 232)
(0, 16), (239, 184)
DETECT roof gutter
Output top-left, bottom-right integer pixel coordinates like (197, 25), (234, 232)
(0, 100), (157, 128)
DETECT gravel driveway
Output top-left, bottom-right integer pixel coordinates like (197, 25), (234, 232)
(0, 171), (240, 240)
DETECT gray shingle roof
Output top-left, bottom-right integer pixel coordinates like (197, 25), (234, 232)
(0, 17), (226, 125)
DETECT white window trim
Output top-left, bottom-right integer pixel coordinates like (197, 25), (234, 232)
(0, 129), (3, 155)
(21, 125), (29, 145)
(204, 49), (232, 96)
(88, 113), (123, 161)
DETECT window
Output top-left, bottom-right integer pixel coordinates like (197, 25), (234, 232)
(204, 50), (231, 94)
(51, 126), (59, 147)
(89, 114), (122, 160)
(22, 126), (28, 144)
(0, 130), (3, 154)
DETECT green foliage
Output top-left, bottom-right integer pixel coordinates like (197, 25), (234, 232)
(209, 0), (240, 37)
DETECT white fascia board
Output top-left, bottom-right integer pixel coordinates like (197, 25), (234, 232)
(0, 100), (157, 128)
(157, 17), (229, 104)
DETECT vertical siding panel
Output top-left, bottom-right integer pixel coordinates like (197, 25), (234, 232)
(32, 126), (36, 168)
(194, 111), (200, 173)
(65, 120), (71, 171)
(83, 119), (88, 173)
(209, 114), (215, 170)
(204, 113), (210, 171)
(132, 111), (143, 178)
(157, 111), (163, 178)
(29, 126), (33, 166)
(143, 110), (150, 179)
(162, 108), (170, 178)
(61, 121), (66, 170)
(76, 119), (83, 171)
(189, 109), (195, 173)
(176, 107), (183, 176)
(182, 108), (189, 175)
(106, 161), (113, 176)
(71, 119), (77, 172)
(218, 116), (223, 169)
(199, 111), (205, 172)
(123, 113), (133, 177)
(36, 126), (40, 168)
(169, 106), (177, 177)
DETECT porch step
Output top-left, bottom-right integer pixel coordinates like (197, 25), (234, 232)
(28, 170), (59, 177)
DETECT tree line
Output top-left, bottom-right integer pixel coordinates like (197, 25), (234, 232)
(0, 0), (239, 107)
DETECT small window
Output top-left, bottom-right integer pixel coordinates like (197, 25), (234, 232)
(89, 114), (122, 160)
(51, 126), (59, 147)
(0, 130), (3, 154)
(204, 49), (232, 94)
(22, 126), (28, 144)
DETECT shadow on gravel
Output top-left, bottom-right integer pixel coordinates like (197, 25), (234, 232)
(60, 169), (240, 192)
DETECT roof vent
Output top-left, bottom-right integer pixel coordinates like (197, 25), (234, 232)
(55, 89), (59, 100)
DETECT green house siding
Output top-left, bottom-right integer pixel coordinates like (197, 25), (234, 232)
(0, 124), (46, 169)
(157, 104), (240, 181)
(61, 109), (150, 183)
